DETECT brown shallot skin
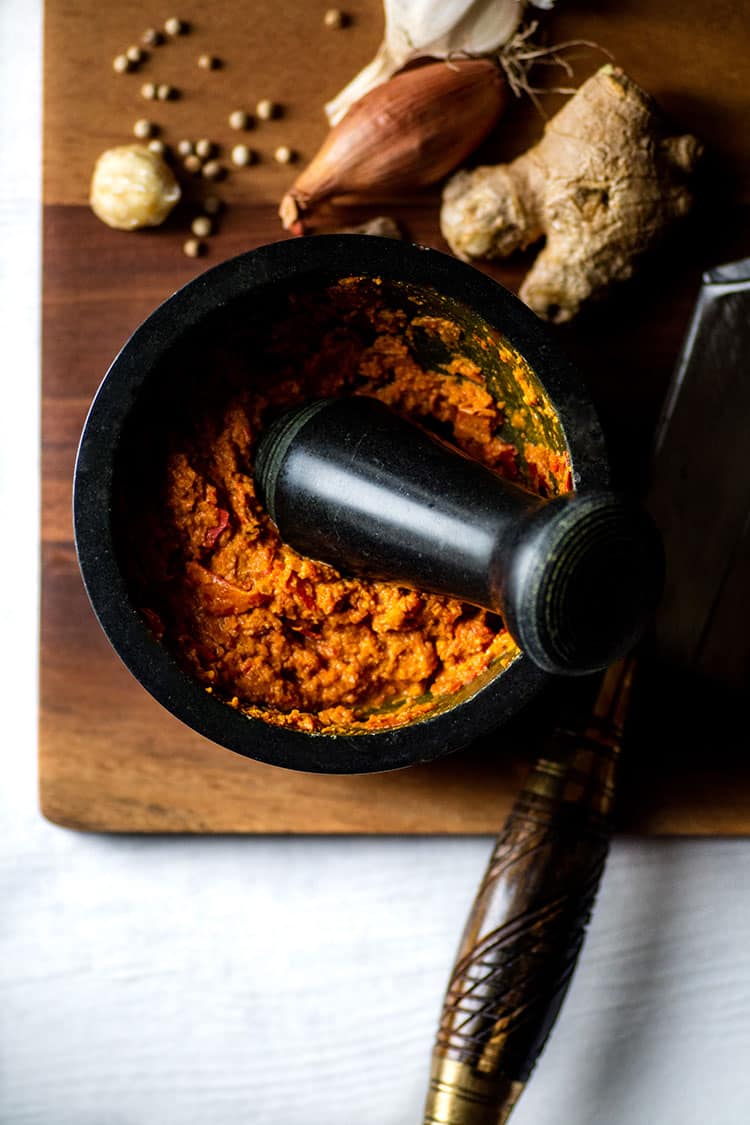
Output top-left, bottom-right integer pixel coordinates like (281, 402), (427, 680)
(279, 58), (506, 230)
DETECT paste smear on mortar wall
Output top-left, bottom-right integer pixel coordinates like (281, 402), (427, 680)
(120, 278), (570, 734)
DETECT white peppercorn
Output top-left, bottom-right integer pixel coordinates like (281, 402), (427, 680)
(126, 45), (144, 63)
(323, 9), (347, 29)
(256, 99), (277, 121)
(165, 17), (187, 36)
(148, 139), (166, 156)
(183, 238), (205, 258)
(231, 144), (254, 167)
(113, 54), (130, 74)
(133, 119), (156, 139)
(157, 84), (176, 101)
(273, 145), (295, 164)
(183, 154), (202, 174)
(198, 54), (219, 70)
(177, 139), (194, 156)
(191, 216), (212, 237)
(142, 28), (164, 47)
(201, 160), (224, 181)
(195, 139), (214, 159)
(141, 82), (157, 100)
(228, 110), (250, 131)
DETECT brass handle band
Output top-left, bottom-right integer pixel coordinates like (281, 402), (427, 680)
(424, 1056), (524, 1125)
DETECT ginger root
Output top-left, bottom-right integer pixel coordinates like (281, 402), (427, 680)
(441, 66), (702, 323)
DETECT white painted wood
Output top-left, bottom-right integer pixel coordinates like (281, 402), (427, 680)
(1, 3), (749, 1122)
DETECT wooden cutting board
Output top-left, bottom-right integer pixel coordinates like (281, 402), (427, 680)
(41, 0), (750, 834)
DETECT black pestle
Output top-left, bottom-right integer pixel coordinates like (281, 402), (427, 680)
(254, 396), (663, 676)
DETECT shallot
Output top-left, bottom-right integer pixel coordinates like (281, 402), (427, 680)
(279, 58), (506, 230)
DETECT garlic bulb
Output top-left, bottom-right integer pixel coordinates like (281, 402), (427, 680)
(325, 0), (554, 125)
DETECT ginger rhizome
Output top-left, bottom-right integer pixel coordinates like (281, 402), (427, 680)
(441, 66), (702, 323)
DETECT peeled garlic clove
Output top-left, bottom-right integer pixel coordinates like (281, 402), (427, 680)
(90, 144), (181, 230)
(280, 59), (505, 230)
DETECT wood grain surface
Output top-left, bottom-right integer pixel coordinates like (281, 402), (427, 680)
(40, 0), (750, 834)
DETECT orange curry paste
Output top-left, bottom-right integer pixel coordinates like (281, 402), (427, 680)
(124, 279), (570, 733)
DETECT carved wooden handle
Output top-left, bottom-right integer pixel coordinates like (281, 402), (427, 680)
(423, 658), (635, 1125)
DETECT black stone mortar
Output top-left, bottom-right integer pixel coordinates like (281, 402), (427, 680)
(74, 236), (609, 774)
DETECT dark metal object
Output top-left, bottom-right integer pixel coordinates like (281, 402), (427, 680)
(74, 236), (608, 774)
(650, 257), (750, 688)
(255, 397), (662, 676)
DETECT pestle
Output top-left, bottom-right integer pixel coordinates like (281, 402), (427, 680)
(254, 396), (662, 676)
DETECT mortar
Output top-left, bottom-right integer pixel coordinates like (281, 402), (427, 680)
(74, 236), (609, 773)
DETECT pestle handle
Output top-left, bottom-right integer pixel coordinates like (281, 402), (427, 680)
(255, 397), (662, 676)
(422, 658), (635, 1125)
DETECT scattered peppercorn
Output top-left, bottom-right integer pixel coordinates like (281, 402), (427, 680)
(202, 160), (224, 180)
(108, 19), (304, 256)
(323, 9), (348, 29)
(228, 110), (250, 131)
(183, 238), (205, 258)
(231, 144), (254, 166)
(142, 28), (164, 47)
(133, 119), (156, 139)
(256, 99), (277, 121)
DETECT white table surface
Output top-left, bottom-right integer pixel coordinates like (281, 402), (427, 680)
(2, 3), (749, 1122)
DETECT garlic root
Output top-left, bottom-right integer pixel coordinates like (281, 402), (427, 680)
(280, 59), (506, 231)
(441, 66), (703, 323)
